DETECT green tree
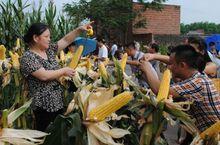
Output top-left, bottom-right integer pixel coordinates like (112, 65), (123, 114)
(181, 22), (220, 34)
(63, 0), (167, 43)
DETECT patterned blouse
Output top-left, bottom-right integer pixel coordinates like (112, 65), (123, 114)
(171, 71), (220, 132)
(20, 44), (64, 112)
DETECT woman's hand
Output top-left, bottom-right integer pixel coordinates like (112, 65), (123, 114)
(77, 21), (94, 32)
(57, 21), (94, 52)
(62, 67), (76, 77)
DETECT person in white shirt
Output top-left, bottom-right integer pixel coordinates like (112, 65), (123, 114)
(97, 37), (108, 61)
(110, 41), (118, 57)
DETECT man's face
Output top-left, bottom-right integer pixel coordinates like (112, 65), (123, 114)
(168, 53), (182, 79)
(97, 41), (103, 48)
(125, 46), (135, 56)
(148, 47), (155, 53)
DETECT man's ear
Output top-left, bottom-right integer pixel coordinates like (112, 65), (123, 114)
(179, 61), (188, 69)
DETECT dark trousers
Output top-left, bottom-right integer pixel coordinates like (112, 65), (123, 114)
(33, 108), (63, 131)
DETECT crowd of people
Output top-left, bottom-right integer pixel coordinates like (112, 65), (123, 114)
(20, 22), (220, 145)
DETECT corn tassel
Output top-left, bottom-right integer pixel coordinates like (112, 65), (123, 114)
(157, 69), (171, 102)
(0, 45), (6, 60)
(88, 91), (133, 121)
(69, 45), (84, 69)
(99, 62), (108, 80)
(200, 121), (220, 139)
(9, 51), (20, 69)
(121, 53), (128, 72)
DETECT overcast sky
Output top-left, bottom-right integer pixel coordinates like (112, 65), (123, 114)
(51, 0), (220, 24)
(165, 0), (220, 24)
(2, 0), (220, 24)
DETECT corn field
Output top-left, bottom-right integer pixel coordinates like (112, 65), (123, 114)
(0, 0), (220, 145)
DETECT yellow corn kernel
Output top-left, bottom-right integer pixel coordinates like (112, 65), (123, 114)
(99, 62), (108, 80)
(9, 51), (20, 69)
(60, 50), (65, 63)
(121, 53), (128, 72)
(157, 69), (171, 102)
(0, 45), (6, 60)
(200, 121), (220, 139)
(16, 38), (20, 48)
(69, 45), (84, 69)
(88, 91), (133, 121)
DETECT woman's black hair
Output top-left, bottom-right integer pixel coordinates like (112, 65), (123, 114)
(171, 45), (206, 73)
(23, 23), (49, 45)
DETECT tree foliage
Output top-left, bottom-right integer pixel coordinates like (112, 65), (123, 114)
(63, 0), (167, 42)
(181, 22), (220, 34)
(0, 0), (74, 49)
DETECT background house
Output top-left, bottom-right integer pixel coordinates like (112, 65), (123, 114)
(129, 3), (181, 45)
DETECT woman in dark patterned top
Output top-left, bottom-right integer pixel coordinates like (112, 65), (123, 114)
(20, 22), (92, 131)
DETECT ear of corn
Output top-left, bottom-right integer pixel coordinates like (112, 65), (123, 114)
(200, 121), (220, 139)
(16, 38), (20, 48)
(157, 69), (171, 102)
(69, 45), (84, 69)
(86, 58), (92, 70)
(59, 50), (65, 63)
(121, 53), (127, 72)
(9, 51), (20, 69)
(0, 45), (6, 60)
(88, 91), (133, 121)
(140, 123), (153, 145)
(211, 78), (220, 92)
(99, 62), (108, 80)
(103, 58), (109, 66)
(87, 28), (94, 36)
(78, 61), (87, 67)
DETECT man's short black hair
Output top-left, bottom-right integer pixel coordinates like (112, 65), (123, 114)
(209, 41), (215, 47)
(151, 43), (159, 52)
(171, 45), (205, 72)
(96, 36), (106, 43)
(125, 42), (136, 49)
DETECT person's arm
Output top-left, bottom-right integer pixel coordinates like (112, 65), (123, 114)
(31, 67), (75, 81)
(139, 60), (180, 98)
(139, 60), (160, 94)
(143, 53), (170, 64)
(97, 57), (107, 61)
(57, 22), (93, 52)
(127, 60), (140, 66)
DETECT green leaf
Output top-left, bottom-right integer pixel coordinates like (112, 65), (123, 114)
(7, 98), (32, 125)
(43, 113), (83, 145)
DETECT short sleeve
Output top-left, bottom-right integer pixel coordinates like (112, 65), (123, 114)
(20, 53), (42, 78)
(137, 52), (144, 60)
(171, 78), (203, 101)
